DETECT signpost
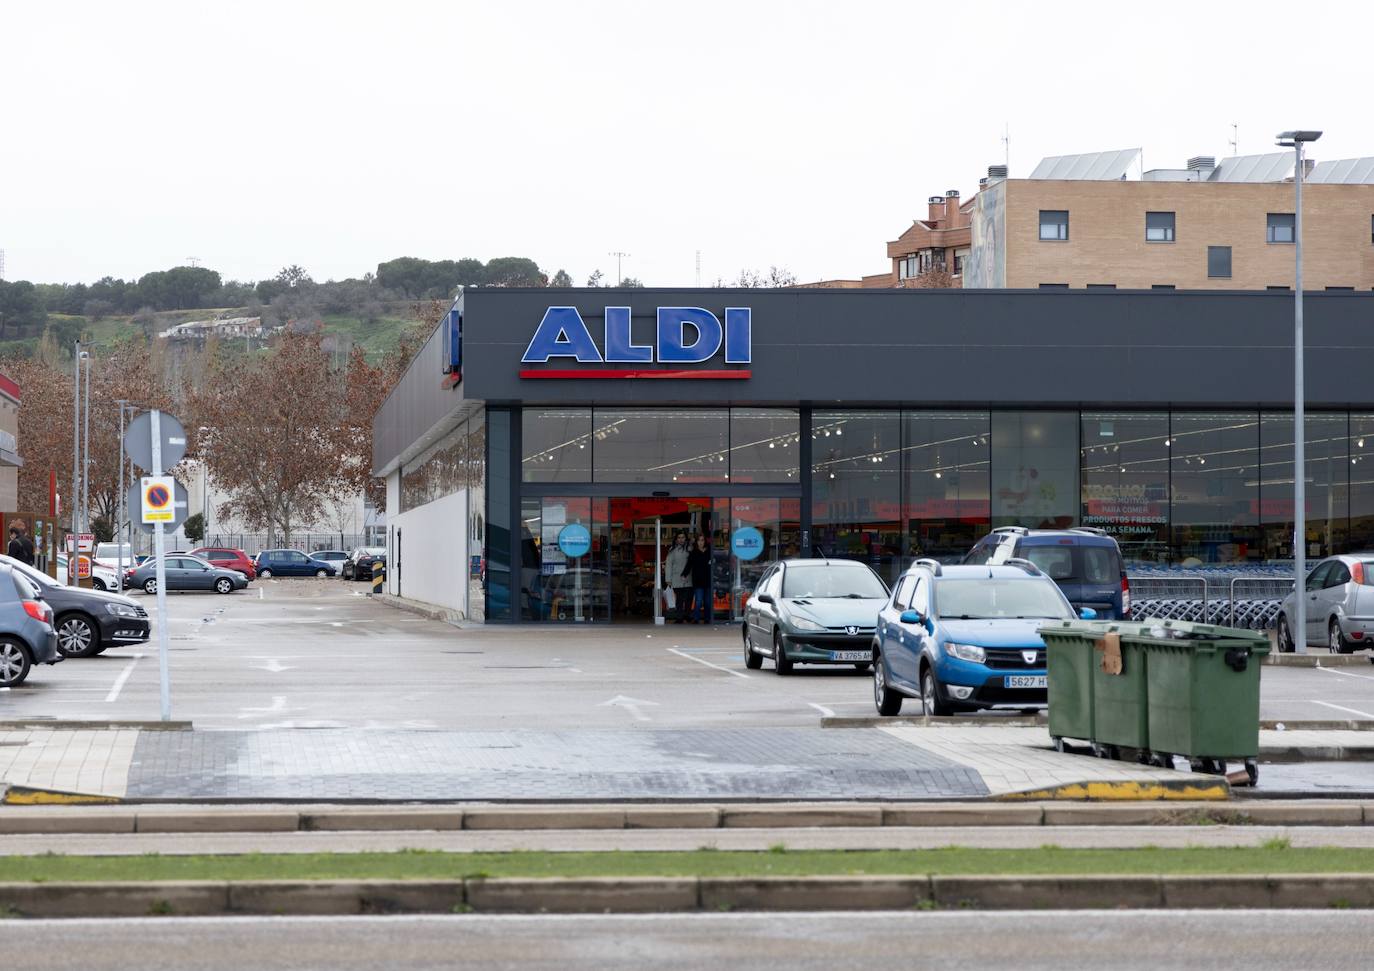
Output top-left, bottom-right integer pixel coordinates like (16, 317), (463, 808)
(123, 408), (186, 723)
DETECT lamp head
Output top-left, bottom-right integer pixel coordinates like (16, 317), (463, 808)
(1276, 129), (1323, 147)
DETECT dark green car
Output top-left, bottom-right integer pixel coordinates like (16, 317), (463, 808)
(741, 558), (890, 674)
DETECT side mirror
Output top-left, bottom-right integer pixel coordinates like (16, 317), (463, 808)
(1080, 607), (1098, 620)
(757, 593), (775, 605)
(899, 609), (924, 626)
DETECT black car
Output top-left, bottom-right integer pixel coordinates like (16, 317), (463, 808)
(343, 547), (386, 581)
(1, 555), (150, 659)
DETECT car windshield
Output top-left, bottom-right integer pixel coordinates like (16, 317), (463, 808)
(935, 578), (1073, 620)
(781, 565), (887, 599)
(96, 543), (132, 561)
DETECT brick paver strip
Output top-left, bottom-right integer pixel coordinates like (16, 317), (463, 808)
(123, 729), (990, 801)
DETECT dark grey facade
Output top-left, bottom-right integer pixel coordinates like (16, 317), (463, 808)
(373, 288), (1374, 624)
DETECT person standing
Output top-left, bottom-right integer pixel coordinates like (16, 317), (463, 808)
(8, 521), (34, 566)
(664, 531), (690, 623)
(684, 534), (712, 624)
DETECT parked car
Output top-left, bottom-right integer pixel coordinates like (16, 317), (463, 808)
(1, 554), (149, 658)
(1275, 554), (1374, 653)
(872, 559), (1089, 716)
(56, 554), (120, 592)
(963, 526), (1130, 620)
(94, 542), (134, 568)
(0, 563), (61, 687)
(342, 547), (386, 581)
(310, 550), (350, 575)
(190, 547), (257, 581)
(741, 558), (890, 673)
(125, 555), (250, 595)
(255, 549), (338, 578)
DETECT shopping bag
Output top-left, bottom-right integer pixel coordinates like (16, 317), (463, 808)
(662, 586), (676, 610)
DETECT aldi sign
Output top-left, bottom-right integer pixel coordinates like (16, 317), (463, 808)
(520, 306), (751, 379)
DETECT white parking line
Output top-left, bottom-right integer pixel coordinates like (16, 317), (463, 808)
(105, 653), (144, 703)
(1316, 665), (1374, 682)
(666, 647), (750, 679)
(1312, 699), (1374, 719)
(807, 702), (835, 717)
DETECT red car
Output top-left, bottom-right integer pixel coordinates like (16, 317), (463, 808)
(190, 547), (257, 581)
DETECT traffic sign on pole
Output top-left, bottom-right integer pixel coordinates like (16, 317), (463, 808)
(141, 476), (176, 523)
(128, 479), (189, 534)
(124, 411), (187, 473)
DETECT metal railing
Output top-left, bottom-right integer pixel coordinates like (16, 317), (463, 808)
(1127, 571), (1295, 631)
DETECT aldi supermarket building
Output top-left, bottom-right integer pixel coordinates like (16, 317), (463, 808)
(372, 287), (1374, 624)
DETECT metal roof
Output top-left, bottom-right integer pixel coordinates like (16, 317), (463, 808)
(1029, 148), (1141, 181)
(1308, 157), (1374, 184)
(1206, 152), (1294, 183)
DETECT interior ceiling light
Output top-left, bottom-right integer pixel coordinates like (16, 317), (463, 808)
(934, 470), (943, 479)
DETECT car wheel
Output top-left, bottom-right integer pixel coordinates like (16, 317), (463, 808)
(853, 662), (872, 673)
(873, 651), (902, 715)
(215, 578), (234, 594)
(1276, 616), (1294, 653)
(0, 640), (31, 687)
(91, 578), (106, 592)
(743, 625), (763, 669)
(1331, 619), (1349, 655)
(55, 614), (98, 658)
(921, 665), (953, 717)
(259, 569), (273, 579)
(143, 578), (158, 595)
(773, 629), (793, 675)
(315, 569), (328, 578)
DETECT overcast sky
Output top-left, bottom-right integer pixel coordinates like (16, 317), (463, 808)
(3, 0), (1369, 288)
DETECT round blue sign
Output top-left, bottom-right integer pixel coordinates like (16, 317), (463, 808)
(557, 523), (591, 558)
(731, 526), (765, 561)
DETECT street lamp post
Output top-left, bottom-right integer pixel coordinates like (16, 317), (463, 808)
(198, 426), (211, 546)
(1277, 129), (1322, 654)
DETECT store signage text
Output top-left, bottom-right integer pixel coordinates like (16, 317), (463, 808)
(520, 306), (751, 379)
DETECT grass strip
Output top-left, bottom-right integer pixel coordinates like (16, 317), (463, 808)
(0, 845), (1371, 883)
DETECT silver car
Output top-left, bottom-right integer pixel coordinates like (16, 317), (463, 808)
(1276, 554), (1374, 654)
(0, 563), (61, 687)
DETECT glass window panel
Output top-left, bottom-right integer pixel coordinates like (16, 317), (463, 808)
(1207, 245), (1232, 278)
(1267, 213), (1295, 243)
(1145, 211), (1175, 242)
(812, 410), (902, 582)
(903, 411), (990, 564)
(466, 412), (486, 621)
(1259, 413), (1348, 562)
(486, 409), (512, 621)
(401, 419), (467, 513)
(729, 409), (800, 483)
(593, 409), (729, 483)
(1349, 416), (1374, 550)
(522, 407), (591, 483)
(990, 411), (1078, 530)
(1039, 210), (1068, 240)
(1081, 412), (1170, 565)
(1169, 412), (1260, 564)
(520, 496), (609, 622)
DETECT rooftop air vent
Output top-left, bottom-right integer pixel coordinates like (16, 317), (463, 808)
(1187, 155), (1216, 171)
(987, 164), (1008, 179)
(928, 196), (944, 204)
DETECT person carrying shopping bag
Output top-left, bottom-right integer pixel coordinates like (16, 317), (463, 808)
(664, 531), (691, 623)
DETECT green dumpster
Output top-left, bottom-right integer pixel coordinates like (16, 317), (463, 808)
(1040, 620), (1153, 757)
(1138, 618), (1269, 781)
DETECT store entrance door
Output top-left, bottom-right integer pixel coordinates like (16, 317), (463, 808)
(608, 497), (712, 622)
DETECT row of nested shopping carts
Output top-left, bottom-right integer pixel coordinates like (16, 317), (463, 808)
(1126, 566), (1296, 631)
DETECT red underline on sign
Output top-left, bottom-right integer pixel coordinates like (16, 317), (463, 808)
(518, 369), (752, 380)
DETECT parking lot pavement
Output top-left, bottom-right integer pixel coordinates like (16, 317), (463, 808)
(1, 580), (1370, 732)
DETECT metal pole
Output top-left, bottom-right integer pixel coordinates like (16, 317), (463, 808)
(116, 401), (127, 583)
(70, 341), (81, 572)
(1293, 140), (1307, 654)
(82, 352), (91, 541)
(151, 410), (172, 721)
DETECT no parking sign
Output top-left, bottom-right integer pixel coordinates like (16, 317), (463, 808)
(141, 476), (177, 523)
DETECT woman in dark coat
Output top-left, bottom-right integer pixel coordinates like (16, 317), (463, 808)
(683, 534), (712, 623)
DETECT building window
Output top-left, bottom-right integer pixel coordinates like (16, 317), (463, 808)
(1169, 412), (1259, 564)
(1207, 246), (1232, 279)
(1039, 210), (1069, 241)
(729, 409), (800, 483)
(1326, 286), (1355, 291)
(898, 255), (918, 279)
(522, 408), (592, 483)
(953, 249), (968, 275)
(1151, 284), (1175, 290)
(1266, 285), (1290, 291)
(1081, 413), (1170, 563)
(1087, 284), (1116, 290)
(903, 411), (990, 563)
(991, 412), (1079, 529)
(1145, 211), (1175, 242)
(1039, 283), (1069, 289)
(1267, 213), (1295, 244)
(812, 411), (902, 583)
(592, 409), (729, 483)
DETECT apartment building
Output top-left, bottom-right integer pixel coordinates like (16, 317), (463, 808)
(0, 373), (21, 510)
(965, 149), (1374, 290)
(863, 189), (975, 287)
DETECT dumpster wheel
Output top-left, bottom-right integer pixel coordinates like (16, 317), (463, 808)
(1051, 736), (1067, 754)
(1245, 759), (1259, 787)
(1091, 742), (1120, 761)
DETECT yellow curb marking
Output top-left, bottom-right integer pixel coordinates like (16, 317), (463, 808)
(997, 780), (1230, 802)
(3, 787), (123, 806)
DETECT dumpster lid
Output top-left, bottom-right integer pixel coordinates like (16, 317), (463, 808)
(1038, 617), (1270, 652)
(1135, 617), (1271, 649)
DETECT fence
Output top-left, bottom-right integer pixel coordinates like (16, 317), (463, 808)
(1127, 568), (1295, 631)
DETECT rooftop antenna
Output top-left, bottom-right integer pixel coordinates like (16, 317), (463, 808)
(1228, 123), (1239, 156)
(186, 256), (201, 267)
(1002, 123), (1010, 173)
(608, 251), (630, 287)
(695, 250), (701, 287)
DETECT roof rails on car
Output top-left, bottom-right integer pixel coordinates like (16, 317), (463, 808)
(913, 558), (943, 576)
(992, 526), (1030, 536)
(1067, 527), (1108, 536)
(1002, 557), (1043, 576)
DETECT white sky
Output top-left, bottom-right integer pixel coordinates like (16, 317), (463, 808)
(2, 0), (1369, 288)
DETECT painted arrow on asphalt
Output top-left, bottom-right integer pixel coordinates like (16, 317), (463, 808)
(252, 659), (295, 673)
(598, 694), (660, 722)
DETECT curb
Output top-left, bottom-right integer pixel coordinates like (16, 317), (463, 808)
(2, 874), (1373, 916)
(0, 721), (191, 731)
(1265, 653), (1374, 667)
(822, 716), (1046, 728)
(999, 778), (1231, 801)
(371, 593), (464, 625)
(4, 800), (1373, 833)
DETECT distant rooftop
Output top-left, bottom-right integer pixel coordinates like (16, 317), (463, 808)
(1025, 148), (1374, 185)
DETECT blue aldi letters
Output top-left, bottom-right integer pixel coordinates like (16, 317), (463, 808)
(521, 306), (751, 365)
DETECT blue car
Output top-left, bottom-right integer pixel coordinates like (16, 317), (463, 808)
(963, 526), (1130, 620)
(254, 549), (339, 579)
(872, 560), (1091, 716)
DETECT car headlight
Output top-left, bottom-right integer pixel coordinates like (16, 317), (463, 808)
(104, 603), (139, 618)
(789, 617), (826, 632)
(944, 642), (986, 664)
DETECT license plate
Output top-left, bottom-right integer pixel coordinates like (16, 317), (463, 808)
(829, 651), (870, 662)
(1005, 675), (1047, 689)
